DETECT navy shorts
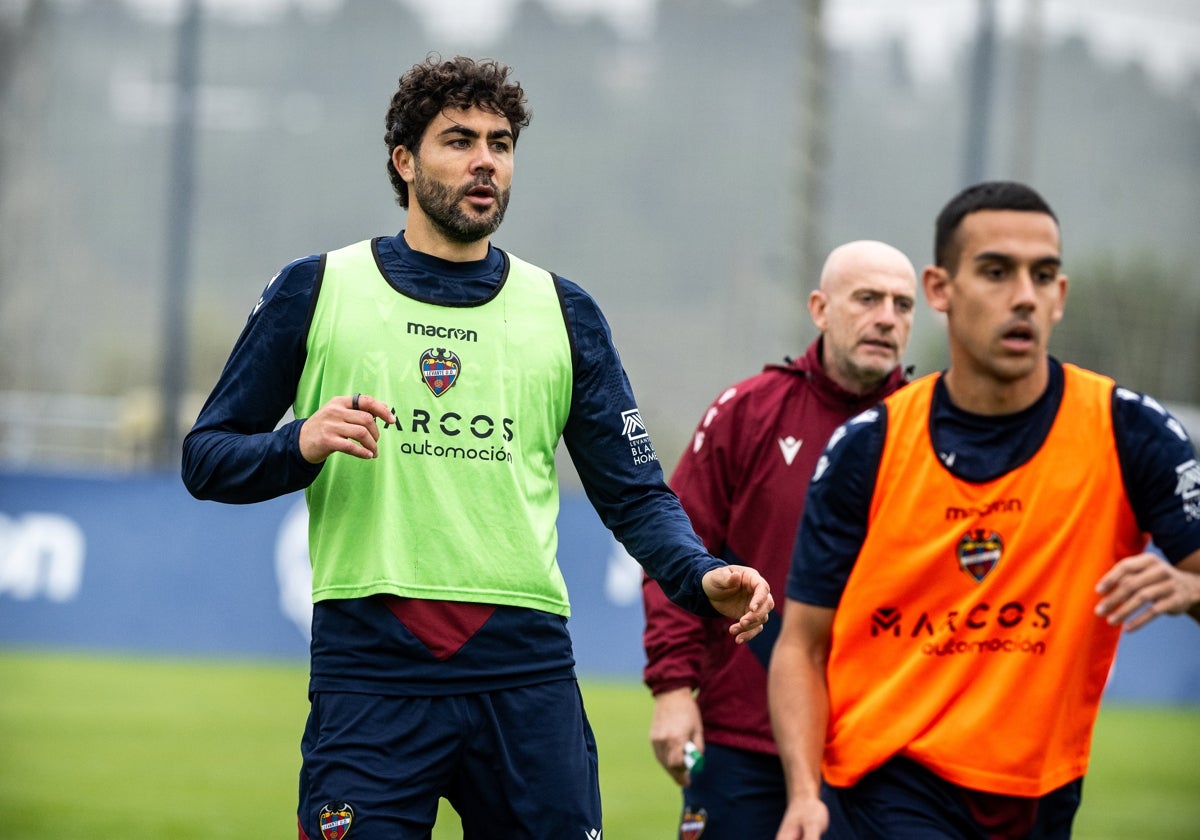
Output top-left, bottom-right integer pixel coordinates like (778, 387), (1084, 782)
(297, 679), (601, 839)
(675, 743), (786, 840)
(821, 756), (1082, 840)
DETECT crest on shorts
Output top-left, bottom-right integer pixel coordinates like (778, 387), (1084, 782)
(680, 807), (708, 840)
(420, 347), (460, 397)
(319, 802), (354, 840)
(957, 528), (1003, 582)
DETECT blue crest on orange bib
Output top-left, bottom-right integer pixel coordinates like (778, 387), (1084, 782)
(421, 347), (460, 397)
(957, 528), (1003, 582)
(319, 802), (354, 839)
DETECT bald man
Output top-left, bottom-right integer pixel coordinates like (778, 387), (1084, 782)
(642, 241), (918, 839)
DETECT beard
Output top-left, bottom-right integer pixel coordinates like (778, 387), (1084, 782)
(411, 164), (511, 244)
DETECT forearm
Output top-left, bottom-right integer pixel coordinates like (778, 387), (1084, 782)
(769, 640), (830, 803)
(182, 419), (320, 503)
(582, 462), (718, 618)
(769, 602), (835, 807)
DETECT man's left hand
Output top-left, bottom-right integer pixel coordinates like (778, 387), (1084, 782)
(702, 565), (774, 644)
(1095, 551), (1200, 632)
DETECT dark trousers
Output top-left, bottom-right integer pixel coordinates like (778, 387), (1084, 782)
(675, 742), (787, 840)
(298, 679), (602, 839)
(822, 756), (1082, 840)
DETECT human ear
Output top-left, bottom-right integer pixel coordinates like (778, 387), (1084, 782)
(392, 146), (415, 183)
(922, 265), (952, 314)
(1051, 273), (1068, 324)
(807, 290), (828, 331)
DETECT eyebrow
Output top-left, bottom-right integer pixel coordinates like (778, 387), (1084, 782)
(437, 124), (515, 143)
(973, 251), (1061, 270)
(853, 287), (915, 302)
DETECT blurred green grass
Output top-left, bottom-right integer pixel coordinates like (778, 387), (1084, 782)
(0, 649), (1196, 838)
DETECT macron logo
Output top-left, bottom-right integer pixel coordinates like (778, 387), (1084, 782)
(251, 271), (281, 316)
(585, 830), (602, 840)
(778, 436), (803, 466)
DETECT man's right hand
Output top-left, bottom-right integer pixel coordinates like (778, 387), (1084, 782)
(299, 393), (397, 463)
(775, 796), (829, 840)
(649, 686), (703, 787)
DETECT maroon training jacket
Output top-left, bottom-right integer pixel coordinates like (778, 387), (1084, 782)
(641, 337), (908, 754)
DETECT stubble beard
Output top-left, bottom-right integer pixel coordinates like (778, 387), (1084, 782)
(412, 166), (510, 245)
(843, 358), (892, 392)
(831, 339), (895, 393)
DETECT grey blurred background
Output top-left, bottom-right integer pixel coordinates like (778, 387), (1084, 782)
(1, 0), (1198, 479)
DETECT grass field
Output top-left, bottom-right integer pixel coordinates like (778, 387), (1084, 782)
(1, 649), (1197, 839)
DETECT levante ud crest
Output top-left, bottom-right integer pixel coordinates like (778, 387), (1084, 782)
(680, 807), (708, 839)
(421, 347), (460, 397)
(957, 528), (1003, 582)
(318, 802), (353, 839)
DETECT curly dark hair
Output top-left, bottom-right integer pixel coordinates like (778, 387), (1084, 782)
(384, 55), (531, 208)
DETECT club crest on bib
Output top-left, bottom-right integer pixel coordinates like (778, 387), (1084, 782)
(318, 802), (354, 839)
(680, 807), (708, 840)
(420, 347), (460, 397)
(957, 528), (1003, 582)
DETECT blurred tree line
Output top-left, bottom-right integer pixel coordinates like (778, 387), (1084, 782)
(1052, 255), (1200, 405)
(0, 0), (1197, 471)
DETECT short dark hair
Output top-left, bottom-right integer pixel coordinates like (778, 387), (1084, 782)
(384, 55), (531, 208)
(934, 181), (1058, 270)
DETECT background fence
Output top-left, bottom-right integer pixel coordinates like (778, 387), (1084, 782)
(2, 468), (1198, 704)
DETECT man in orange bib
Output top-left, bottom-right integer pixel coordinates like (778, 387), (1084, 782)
(768, 181), (1200, 839)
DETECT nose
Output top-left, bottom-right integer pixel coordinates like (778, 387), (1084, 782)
(875, 297), (899, 331)
(472, 143), (496, 174)
(1012, 270), (1038, 311)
